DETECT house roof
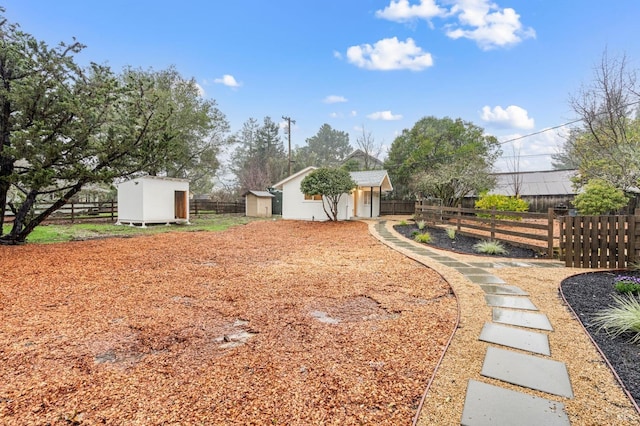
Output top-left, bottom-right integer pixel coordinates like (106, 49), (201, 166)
(491, 170), (577, 196)
(272, 167), (393, 192)
(243, 190), (274, 198)
(272, 166), (316, 190)
(341, 149), (384, 168)
(351, 170), (393, 191)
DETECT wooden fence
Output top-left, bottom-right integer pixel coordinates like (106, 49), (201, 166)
(2, 199), (246, 225)
(559, 211), (640, 268)
(414, 202), (555, 256)
(380, 200), (415, 215)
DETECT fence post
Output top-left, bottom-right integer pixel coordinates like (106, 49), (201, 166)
(71, 201), (75, 223)
(111, 200), (115, 221)
(457, 204), (461, 231)
(490, 207), (496, 240)
(547, 208), (555, 258)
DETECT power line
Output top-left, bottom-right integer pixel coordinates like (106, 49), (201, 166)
(497, 99), (640, 146)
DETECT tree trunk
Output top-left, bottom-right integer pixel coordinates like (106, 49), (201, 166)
(0, 181), (86, 244)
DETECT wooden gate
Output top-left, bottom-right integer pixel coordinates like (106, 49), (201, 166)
(559, 212), (640, 268)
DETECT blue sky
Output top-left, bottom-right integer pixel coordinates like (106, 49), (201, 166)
(4, 1), (640, 174)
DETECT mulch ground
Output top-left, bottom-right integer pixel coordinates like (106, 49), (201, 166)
(0, 220), (457, 425)
(561, 270), (640, 408)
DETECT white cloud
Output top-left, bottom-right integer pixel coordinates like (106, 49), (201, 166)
(329, 112), (341, 118)
(376, 0), (447, 22)
(367, 110), (403, 121)
(214, 74), (241, 88)
(351, 110), (358, 117)
(492, 126), (571, 172)
(346, 37), (433, 71)
(481, 105), (534, 129)
(446, 0), (535, 50)
(195, 82), (206, 98)
(324, 95), (348, 104)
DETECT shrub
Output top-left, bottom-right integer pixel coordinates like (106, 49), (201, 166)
(417, 220), (426, 230)
(446, 227), (456, 240)
(411, 230), (420, 237)
(473, 240), (508, 255)
(475, 193), (529, 220)
(592, 294), (640, 343)
(414, 232), (432, 243)
(573, 179), (628, 215)
(614, 276), (640, 294)
(399, 219), (407, 226)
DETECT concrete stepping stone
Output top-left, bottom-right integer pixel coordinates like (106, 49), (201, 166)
(479, 323), (550, 356)
(461, 380), (569, 426)
(465, 274), (506, 284)
(456, 266), (491, 275)
(493, 308), (553, 331)
(485, 295), (538, 310)
(435, 260), (470, 268)
(481, 347), (573, 398)
(479, 284), (528, 296)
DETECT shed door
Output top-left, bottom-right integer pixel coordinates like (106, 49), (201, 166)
(175, 191), (187, 219)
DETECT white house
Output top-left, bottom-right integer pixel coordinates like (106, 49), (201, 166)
(272, 167), (393, 221)
(116, 176), (189, 227)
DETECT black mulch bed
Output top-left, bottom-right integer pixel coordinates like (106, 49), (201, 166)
(393, 224), (545, 258)
(561, 271), (640, 408)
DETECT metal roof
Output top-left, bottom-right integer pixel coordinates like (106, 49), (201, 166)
(491, 170), (577, 196)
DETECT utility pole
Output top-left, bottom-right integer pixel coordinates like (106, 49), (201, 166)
(282, 115), (296, 176)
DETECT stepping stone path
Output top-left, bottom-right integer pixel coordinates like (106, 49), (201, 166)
(371, 221), (571, 425)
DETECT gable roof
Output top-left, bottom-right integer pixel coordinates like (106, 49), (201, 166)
(243, 190), (274, 198)
(491, 170), (577, 196)
(341, 149), (384, 168)
(271, 166), (316, 190)
(351, 170), (393, 191)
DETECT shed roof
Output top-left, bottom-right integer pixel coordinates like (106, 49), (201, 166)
(272, 166), (316, 190)
(243, 190), (274, 198)
(491, 170), (577, 196)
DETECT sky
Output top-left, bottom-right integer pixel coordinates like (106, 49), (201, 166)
(3, 1), (640, 175)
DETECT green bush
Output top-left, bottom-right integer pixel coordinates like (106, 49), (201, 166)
(573, 179), (628, 215)
(592, 294), (640, 343)
(475, 193), (529, 220)
(399, 219), (408, 226)
(614, 276), (640, 294)
(473, 240), (508, 255)
(417, 220), (426, 230)
(446, 227), (456, 240)
(414, 232), (432, 243)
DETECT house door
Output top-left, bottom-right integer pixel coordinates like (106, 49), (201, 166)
(174, 191), (187, 219)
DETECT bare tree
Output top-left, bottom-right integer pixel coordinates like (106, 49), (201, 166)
(505, 144), (524, 197)
(567, 50), (640, 191)
(356, 126), (384, 170)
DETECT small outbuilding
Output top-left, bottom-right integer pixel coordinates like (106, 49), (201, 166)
(272, 167), (393, 221)
(244, 190), (275, 217)
(116, 176), (190, 227)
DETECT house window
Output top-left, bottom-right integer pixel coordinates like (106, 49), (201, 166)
(363, 191), (371, 205)
(304, 194), (322, 201)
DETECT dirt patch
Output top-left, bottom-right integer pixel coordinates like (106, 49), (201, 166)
(0, 220), (456, 425)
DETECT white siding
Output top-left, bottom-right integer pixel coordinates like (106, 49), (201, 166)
(281, 172), (352, 221)
(117, 176), (189, 225)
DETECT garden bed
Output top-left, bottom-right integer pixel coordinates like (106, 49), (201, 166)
(561, 270), (640, 408)
(393, 224), (544, 258)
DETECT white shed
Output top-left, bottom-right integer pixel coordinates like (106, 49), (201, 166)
(116, 176), (190, 227)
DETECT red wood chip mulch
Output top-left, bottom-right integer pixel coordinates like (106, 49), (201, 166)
(0, 220), (456, 425)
